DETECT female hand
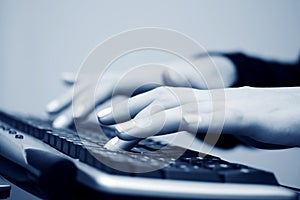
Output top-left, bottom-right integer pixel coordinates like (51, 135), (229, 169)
(46, 55), (236, 128)
(98, 86), (300, 149)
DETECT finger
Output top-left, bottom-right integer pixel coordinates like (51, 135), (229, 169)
(104, 136), (141, 151)
(61, 72), (77, 85)
(97, 89), (157, 125)
(52, 107), (74, 129)
(98, 87), (213, 126)
(51, 85), (95, 128)
(109, 98), (223, 141)
(46, 89), (73, 114)
(112, 106), (183, 141)
(98, 86), (200, 125)
(96, 96), (129, 139)
(46, 81), (89, 114)
(72, 89), (95, 119)
(133, 102), (165, 120)
(72, 83), (122, 120)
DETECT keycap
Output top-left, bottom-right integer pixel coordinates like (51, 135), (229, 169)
(163, 165), (222, 182)
(218, 168), (278, 185)
(8, 129), (17, 134)
(136, 170), (164, 178)
(15, 134), (24, 139)
(69, 141), (84, 158)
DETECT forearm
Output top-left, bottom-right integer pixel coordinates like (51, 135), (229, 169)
(223, 53), (300, 87)
(223, 86), (300, 147)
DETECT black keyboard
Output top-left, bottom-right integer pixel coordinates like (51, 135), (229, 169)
(0, 110), (297, 200)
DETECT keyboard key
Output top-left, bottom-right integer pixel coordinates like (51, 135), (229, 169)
(69, 142), (84, 158)
(164, 166), (222, 182)
(136, 170), (164, 178)
(218, 168), (278, 185)
(15, 134), (24, 139)
(8, 129), (17, 134)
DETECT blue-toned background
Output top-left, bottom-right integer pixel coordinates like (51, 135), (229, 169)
(1, 0), (299, 199)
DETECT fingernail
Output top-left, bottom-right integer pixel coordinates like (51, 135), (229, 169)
(46, 100), (59, 113)
(97, 107), (112, 118)
(53, 115), (70, 129)
(104, 136), (139, 151)
(114, 121), (139, 140)
(104, 136), (120, 150)
(115, 121), (136, 134)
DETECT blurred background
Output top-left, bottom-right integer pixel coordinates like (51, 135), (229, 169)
(0, 0), (299, 199)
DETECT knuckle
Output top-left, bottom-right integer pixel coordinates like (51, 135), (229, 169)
(153, 86), (175, 102)
(153, 86), (166, 95)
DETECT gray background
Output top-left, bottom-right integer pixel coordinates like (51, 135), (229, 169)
(1, 0), (300, 199)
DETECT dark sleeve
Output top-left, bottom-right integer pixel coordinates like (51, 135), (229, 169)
(223, 52), (300, 87)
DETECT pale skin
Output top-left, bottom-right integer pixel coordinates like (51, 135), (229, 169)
(47, 55), (234, 128)
(47, 55), (300, 149)
(98, 86), (300, 148)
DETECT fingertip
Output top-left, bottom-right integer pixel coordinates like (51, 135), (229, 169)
(114, 122), (139, 141)
(97, 107), (114, 125)
(104, 136), (139, 151)
(97, 107), (112, 118)
(53, 115), (71, 129)
(104, 136), (121, 151)
(73, 105), (87, 119)
(46, 90), (73, 115)
(46, 100), (60, 113)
